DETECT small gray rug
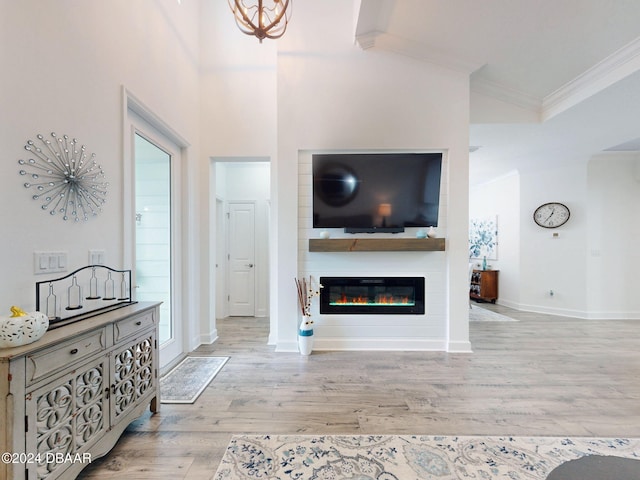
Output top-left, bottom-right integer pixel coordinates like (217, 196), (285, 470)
(160, 356), (228, 404)
(470, 305), (518, 322)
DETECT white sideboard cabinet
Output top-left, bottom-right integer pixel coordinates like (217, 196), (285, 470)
(0, 302), (161, 480)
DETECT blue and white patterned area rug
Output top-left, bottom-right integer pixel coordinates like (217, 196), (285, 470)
(160, 356), (228, 404)
(213, 435), (640, 479)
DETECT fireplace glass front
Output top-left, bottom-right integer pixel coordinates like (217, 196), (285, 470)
(319, 277), (425, 314)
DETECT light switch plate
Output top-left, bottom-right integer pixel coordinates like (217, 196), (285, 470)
(34, 251), (68, 275)
(89, 249), (106, 265)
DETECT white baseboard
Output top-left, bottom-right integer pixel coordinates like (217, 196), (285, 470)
(447, 340), (473, 353)
(198, 329), (219, 346)
(499, 300), (639, 320)
(311, 337), (447, 351)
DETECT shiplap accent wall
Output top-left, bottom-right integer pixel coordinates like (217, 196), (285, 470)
(298, 150), (450, 350)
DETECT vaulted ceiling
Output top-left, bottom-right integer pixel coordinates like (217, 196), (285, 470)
(355, 0), (640, 184)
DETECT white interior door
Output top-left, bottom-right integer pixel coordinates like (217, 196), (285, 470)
(228, 202), (256, 316)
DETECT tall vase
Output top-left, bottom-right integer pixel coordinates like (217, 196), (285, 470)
(298, 315), (314, 355)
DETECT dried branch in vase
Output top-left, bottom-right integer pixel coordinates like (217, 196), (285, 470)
(294, 275), (323, 317)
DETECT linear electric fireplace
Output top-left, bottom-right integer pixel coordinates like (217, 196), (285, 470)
(320, 277), (425, 314)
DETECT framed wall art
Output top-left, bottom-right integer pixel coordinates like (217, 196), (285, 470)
(469, 216), (498, 260)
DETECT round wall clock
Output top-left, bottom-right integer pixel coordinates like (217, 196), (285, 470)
(533, 202), (570, 228)
(18, 132), (108, 222)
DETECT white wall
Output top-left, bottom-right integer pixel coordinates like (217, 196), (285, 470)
(198, 1), (277, 158)
(587, 153), (640, 318)
(519, 164), (589, 316)
(1, 1), (203, 349)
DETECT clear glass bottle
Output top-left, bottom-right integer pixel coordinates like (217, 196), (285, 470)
(46, 283), (58, 320)
(87, 267), (101, 299)
(118, 273), (129, 300)
(104, 271), (116, 300)
(67, 276), (83, 310)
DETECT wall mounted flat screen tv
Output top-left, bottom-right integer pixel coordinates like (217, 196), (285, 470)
(312, 152), (443, 232)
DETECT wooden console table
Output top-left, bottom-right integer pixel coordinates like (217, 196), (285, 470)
(470, 269), (499, 303)
(0, 302), (161, 480)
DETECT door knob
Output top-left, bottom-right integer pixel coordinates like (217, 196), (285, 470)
(246, 264), (254, 268)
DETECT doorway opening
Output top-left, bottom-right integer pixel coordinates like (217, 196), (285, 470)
(212, 160), (270, 323)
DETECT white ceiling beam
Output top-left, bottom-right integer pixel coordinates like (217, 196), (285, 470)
(357, 31), (485, 74)
(354, 0), (395, 41)
(354, 0), (482, 74)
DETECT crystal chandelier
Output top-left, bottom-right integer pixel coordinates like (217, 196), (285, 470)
(228, 0), (292, 43)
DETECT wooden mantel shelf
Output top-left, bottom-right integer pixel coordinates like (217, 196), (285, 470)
(309, 237), (445, 252)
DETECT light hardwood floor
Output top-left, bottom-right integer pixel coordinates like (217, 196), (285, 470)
(80, 304), (640, 478)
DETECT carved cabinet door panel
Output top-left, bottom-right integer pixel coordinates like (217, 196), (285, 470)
(25, 356), (108, 480)
(110, 333), (156, 426)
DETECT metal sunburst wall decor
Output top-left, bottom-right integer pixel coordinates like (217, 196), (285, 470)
(18, 132), (108, 222)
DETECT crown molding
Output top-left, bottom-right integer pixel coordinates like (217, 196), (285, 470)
(357, 28), (640, 121)
(356, 31), (484, 74)
(470, 77), (542, 113)
(542, 36), (640, 121)
(355, 30), (379, 50)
